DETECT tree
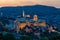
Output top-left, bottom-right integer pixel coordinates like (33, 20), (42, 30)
(3, 33), (15, 40)
(18, 35), (33, 40)
(0, 32), (3, 40)
(48, 34), (60, 40)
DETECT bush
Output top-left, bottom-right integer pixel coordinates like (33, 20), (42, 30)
(39, 37), (48, 40)
(0, 32), (3, 40)
(18, 35), (33, 40)
(3, 33), (15, 40)
(48, 34), (60, 40)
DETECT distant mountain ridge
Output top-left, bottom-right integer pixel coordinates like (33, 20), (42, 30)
(0, 5), (60, 26)
(0, 5), (60, 16)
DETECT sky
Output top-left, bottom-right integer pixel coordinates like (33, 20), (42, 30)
(0, 0), (60, 8)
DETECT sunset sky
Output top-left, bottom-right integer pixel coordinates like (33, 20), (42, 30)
(0, 0), (60, 8)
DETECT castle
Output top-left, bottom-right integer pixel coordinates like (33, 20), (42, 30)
(14, 11), (46, 29)
(14, 11), (46, 33)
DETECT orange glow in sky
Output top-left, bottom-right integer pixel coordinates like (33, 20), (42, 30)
(0, 0), (60, 8)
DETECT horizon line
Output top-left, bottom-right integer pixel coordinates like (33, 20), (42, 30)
(0, 4), (60, 8)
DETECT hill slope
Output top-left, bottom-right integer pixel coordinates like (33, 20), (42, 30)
(0, 5), (60, 26)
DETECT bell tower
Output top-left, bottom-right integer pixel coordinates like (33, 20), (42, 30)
(22, 10), (25, 17)
(33, 15), (38, 21)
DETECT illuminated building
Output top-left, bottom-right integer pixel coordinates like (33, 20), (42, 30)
(33, 15), (38, 21)
(26, 15), (30, 18)
(14, 20), (20, 33)
(14, 11), (46, 30)
(33, 22), (38, 26)
(39, 21), (46, 26)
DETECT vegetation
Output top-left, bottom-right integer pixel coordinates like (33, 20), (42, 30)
(0, 32), (3, 40)
(18, 36), (33, 40)
(48, 34), (60, 40)
(0, 32), (60, 40)
(0, 32), (15, 40)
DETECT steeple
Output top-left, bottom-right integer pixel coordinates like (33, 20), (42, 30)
(22, 10), (25, 17)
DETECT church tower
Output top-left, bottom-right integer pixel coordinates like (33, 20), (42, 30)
(33, 15), (38, 21)
(22, 10), (25, 17)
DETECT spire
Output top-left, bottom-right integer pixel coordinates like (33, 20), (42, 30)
(22, 10), (25, 17)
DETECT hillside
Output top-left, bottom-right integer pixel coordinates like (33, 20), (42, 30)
(0, 5), (60, 26)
